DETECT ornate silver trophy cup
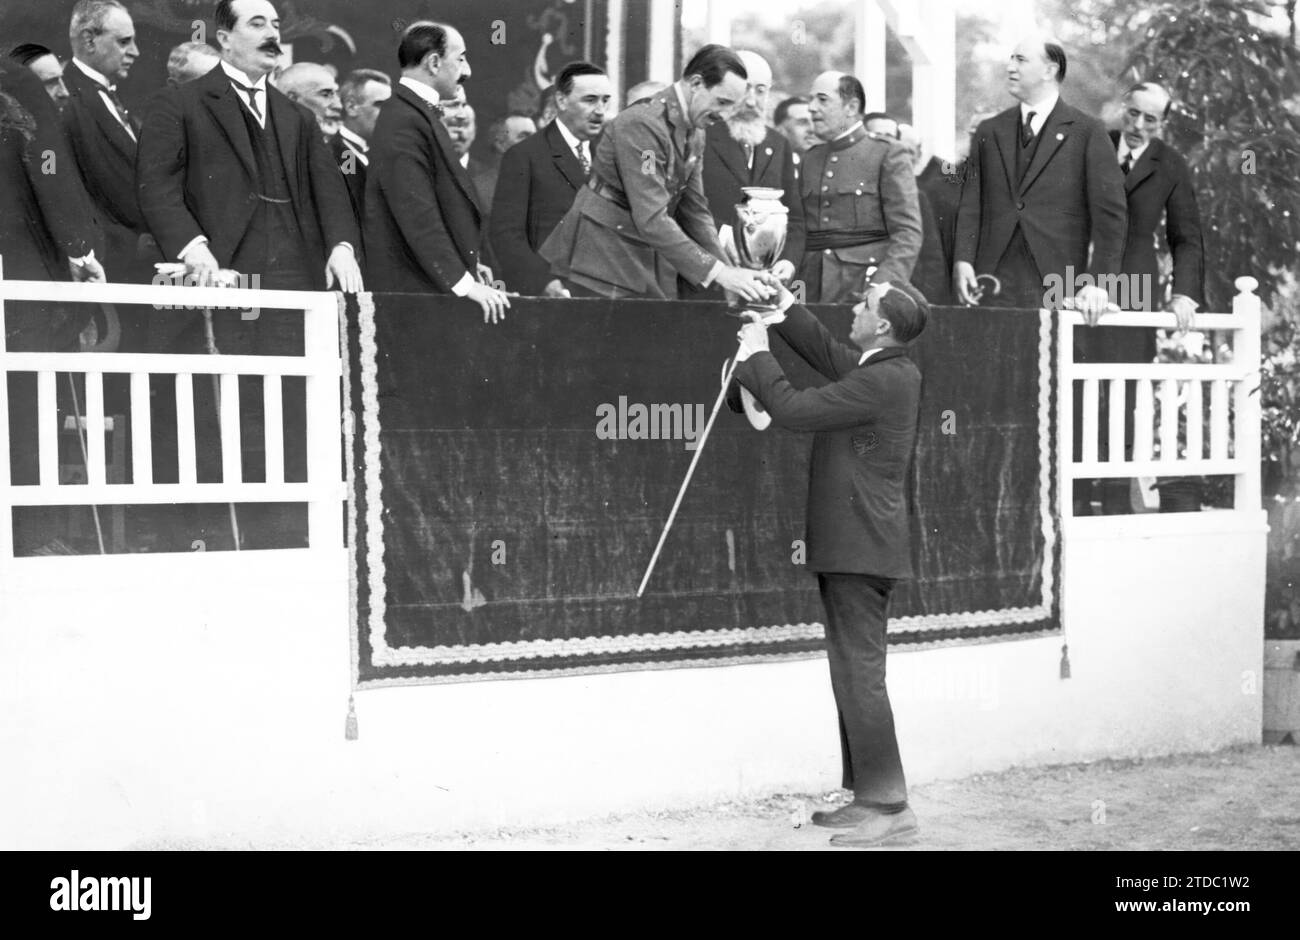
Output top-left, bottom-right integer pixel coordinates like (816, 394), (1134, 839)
(729, 187), (788, 430)
(731, 186), (788, 313)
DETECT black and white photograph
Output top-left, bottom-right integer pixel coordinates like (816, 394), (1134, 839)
(0, 0), (1296, 908)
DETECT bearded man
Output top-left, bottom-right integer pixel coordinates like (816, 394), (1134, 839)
(699, 49), (804, 288)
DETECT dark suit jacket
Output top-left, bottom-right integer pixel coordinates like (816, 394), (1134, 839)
(330, 131), (368, 230)
(955, 100), (1127, 284)
(364, 82), (485, 293)
(1109, 131), (1204, 309)
(918, 154), (962, 280)
(701, 121), (805, 267)
(735, 305), (920, 579)
(540, 86), (723, 298)
(136, 64), (358, 278)
(62, 59), (141, 233)
(489, 120), (588, 295)
(912, 189), (950, 305)
(1, 63), (97, 347)
(0, 64), (93, 281)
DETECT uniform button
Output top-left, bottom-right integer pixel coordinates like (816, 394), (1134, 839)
(831, 155), (838, 162)
(823, 216), (830, 222)
(1017, 201), (1025, 210)
(822, 185), (829, 192)
(825, 171), (833, 177)
(824, 249), (832, 255)
(855, 189), (862, 196)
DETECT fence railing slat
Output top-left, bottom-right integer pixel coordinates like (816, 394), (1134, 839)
(130, 372), (152, 486)
(176, 373), (196, 485)
(37, 371), (57, 486)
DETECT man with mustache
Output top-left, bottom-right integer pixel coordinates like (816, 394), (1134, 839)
(137, 0), (360, 294)
(365, 21), (510, 322)
(136, 0), (361, 548)
(540, 44), (776, 302)
(490, 61), (612, 297)
(797, 71), (922, 304)
(698, 50), (804, 293)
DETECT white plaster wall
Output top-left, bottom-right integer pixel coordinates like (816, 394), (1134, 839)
(0, 511), (1266, 849)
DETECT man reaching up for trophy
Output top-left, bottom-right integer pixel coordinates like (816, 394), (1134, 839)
(540, 44), (778, 302)
(732, 277), (928, 848)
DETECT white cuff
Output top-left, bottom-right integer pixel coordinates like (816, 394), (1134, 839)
(178, 236), (209, 263)
(700, 260), (724, 287)
(450, 271), (474, 296)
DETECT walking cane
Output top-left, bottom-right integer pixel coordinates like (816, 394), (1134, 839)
(64, 374), (107, 555)
(636, 344), (744, 598)
(202, 307), (242, 551)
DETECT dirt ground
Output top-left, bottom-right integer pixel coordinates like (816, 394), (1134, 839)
(183, 743), (1300, 851)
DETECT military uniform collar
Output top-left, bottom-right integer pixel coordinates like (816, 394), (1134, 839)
(827, 122), (868, 152)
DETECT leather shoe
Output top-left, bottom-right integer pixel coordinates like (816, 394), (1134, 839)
(829, 807), (919, 847)
(811, 802), (878, 829)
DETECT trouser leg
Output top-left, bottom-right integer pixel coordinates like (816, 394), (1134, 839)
(818, 572), (908, 806)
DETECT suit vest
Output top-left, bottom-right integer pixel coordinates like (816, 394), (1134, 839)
(231, 103), (313, 287)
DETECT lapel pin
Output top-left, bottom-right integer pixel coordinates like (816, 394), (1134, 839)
(764, 147), (772, 155)
(1055, 132), (1064, 140)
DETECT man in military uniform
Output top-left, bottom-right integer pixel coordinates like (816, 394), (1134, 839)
(797, 72), (922, 304)
(540, 44), (774, 302)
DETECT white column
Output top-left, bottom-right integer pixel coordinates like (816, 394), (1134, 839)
(648, 0), (677, 82)
(706, 0), (731, 45)
(607, 0), (625, 115)
(855, 1), (888, 111)
(911, 0), (956, 161)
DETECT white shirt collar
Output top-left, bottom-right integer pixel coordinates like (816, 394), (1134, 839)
(399, 76), (443, 108)
(459, 152), (470, 169)
(220, 59), (268, 91)
(835, 120), (864, 141)
(1019, 91), (1059, 135)
(72, 57), (114, 90)
(554, 117), (583, 153)
(1117, 137), (1148, 166)
(672, 81), (695, 127)
(858, 346), (883, 365)
(338, 125), (369, 152)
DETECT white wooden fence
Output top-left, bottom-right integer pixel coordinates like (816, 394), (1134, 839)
(1058, 276), (1263, 515)
(0, 263), (343, 562)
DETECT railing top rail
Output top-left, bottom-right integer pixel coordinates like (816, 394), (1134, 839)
(1057, 310), (1253, 331)
(0, 277), (339, 312)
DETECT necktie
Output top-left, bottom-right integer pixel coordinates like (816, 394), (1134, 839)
(101, 84), (137, 137)
(743, 142), (754, 170)
(577, 141), (590, 176)
(1121, 153), (1133, 175)
(230, 80), (263, 121)
(1021, 111), (1036, 147)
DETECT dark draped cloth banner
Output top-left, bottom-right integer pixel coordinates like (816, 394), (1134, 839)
(344, 295), (1059, 686)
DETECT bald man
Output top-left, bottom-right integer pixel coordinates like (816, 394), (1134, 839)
(797, 71), (922, 303)
(276, 61), (342, 143)
(697, 49), (804, 292)
(953, 35), (1125, 316)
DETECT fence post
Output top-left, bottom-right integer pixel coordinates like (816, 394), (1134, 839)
(0, 254), (11, 563)
(1056, 308), (1074, 520)
(304, 293), (344, 552)
(1232, 276), (1262, 511)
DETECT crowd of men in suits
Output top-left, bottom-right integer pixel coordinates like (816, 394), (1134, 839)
(1, 3), (1205, 329)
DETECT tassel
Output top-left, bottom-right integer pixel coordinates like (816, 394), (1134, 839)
(344, 695), (358, 741)
(1059, 643), (1071, 680)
